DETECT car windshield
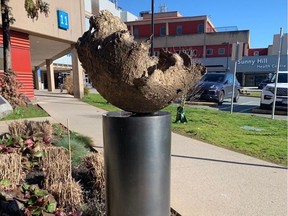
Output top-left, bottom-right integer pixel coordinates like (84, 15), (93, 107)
(270, 73), (288, 83)
(201, 74), (225, 82)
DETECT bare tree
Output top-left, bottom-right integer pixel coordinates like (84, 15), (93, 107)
(175, 62), (205, 123)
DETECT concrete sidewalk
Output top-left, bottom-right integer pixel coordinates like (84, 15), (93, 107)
(1, 90), (287, 216)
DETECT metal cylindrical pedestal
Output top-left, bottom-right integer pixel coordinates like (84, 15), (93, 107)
(103, 111), (171, 216)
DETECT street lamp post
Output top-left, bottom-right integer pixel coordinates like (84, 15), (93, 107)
(222, 42), (230, 71)
(226, 43), (230, 71)
(150, 0), (154, 56)
(272, 27), (283, 119)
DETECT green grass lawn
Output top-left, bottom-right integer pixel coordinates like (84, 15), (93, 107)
(1, 105), (49, 121)
(82, 93), (287, 166)
(81, 93), (121, 112)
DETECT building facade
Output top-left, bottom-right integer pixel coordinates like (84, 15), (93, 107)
(126, 11), (287, 87)
(0, 0), (138, 101)
(126, 12), (249, 58)
(0, 1), (286, 101)
(0, 0), (86, 100)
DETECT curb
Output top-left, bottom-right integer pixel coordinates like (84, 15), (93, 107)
(186, 101), (218, 106)
(252, 108), (288, 116)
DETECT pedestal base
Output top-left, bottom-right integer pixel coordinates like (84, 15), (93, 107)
(103, 111), (171, 216)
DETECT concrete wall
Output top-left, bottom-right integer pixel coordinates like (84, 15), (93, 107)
(91, 0), (138, 22)
(85, 0), (93, 13)
(205, 31), (250, 46)
(271, 33), (288, 55)
(121, 11), (138, 22)
(137, 30), (250, 54)
(92, 0), (120, 17)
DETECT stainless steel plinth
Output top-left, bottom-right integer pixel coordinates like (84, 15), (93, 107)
(103, 111), (171, 216)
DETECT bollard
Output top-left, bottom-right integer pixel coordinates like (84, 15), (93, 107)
(103, 111), (171, 216)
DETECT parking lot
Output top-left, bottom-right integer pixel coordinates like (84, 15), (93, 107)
(190, 96), (287, 120)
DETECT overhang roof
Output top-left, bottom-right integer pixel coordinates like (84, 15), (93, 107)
(29, 35), (72, 67)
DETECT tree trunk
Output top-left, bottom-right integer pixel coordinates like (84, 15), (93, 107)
(1, 0), (12, 74)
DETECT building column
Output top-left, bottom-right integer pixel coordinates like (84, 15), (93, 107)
(201, 32), (207, 58)
(41, 71), (45, 89)
(34, 66), (42, 90)
(71, 45), (84, 98)
(165, 22), (169, 36)
(242, 73), (246, 87)
(46, 59), (55, 92)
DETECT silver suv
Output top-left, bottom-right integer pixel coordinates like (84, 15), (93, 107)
(260, 71), (288, 109)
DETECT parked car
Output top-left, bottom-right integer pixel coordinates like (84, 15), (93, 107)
(260, 71), (288, 109)
(187, 72), (241, 105)
(258, 78), (270, 89)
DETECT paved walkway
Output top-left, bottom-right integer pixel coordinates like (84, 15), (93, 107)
(1, 90), (287, 216)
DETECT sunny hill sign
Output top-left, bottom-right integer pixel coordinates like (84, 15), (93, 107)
(236, 55), (287, 71)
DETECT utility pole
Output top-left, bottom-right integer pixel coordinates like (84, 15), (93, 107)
(230, 42), (243, 113)
(272, 27), (283, 119)
(150, 0), (154, 56)
(230, 42), (239, 113)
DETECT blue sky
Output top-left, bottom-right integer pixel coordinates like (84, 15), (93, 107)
(117, 0), (287, 48)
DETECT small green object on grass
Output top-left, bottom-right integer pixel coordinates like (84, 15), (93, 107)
(175, 106), (187, 123)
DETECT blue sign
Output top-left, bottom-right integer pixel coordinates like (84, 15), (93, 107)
(57, 10), (69, 30)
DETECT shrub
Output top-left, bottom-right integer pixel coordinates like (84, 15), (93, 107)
(63, 75), (74, 95)
(8, 120), (53, 143)
(53, 133), (91, 165)
(0, 70), (27, 108)
(74, 153), (106, 215)
(84, 86), (90, 96)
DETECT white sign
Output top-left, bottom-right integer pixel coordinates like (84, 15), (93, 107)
(231, 42), (243, 61)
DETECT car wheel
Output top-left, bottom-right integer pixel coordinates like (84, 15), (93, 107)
(218, 91), (224, 105)
(233, 90), (240, 103)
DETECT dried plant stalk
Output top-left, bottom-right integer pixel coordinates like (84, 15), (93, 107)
(81, 153), (105, 193)
(0, 153), (22, 189)
(8, 120), (53, 141)
(49, 180), (84, 212)
(42, 147), (70, 189)
(8, 121), (26, 137)
(42, 147), (84, 211)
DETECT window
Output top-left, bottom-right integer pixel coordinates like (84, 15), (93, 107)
(226, 73), (233, 84)
(85, 16), (90, 31)
(202, 74), (225, 82)
(176, 25), (182, 35)
(160, 26), (166, 36)
(218, 48), (225, 55)
(84, 0), (92, 13)
(198, 24), (204, 33)
(253, 51), (259, 56)
(133, 28), (139, 38)
(206, 49), (213, 55)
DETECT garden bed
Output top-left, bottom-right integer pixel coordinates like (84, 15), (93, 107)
(0, 120), (181, 216)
